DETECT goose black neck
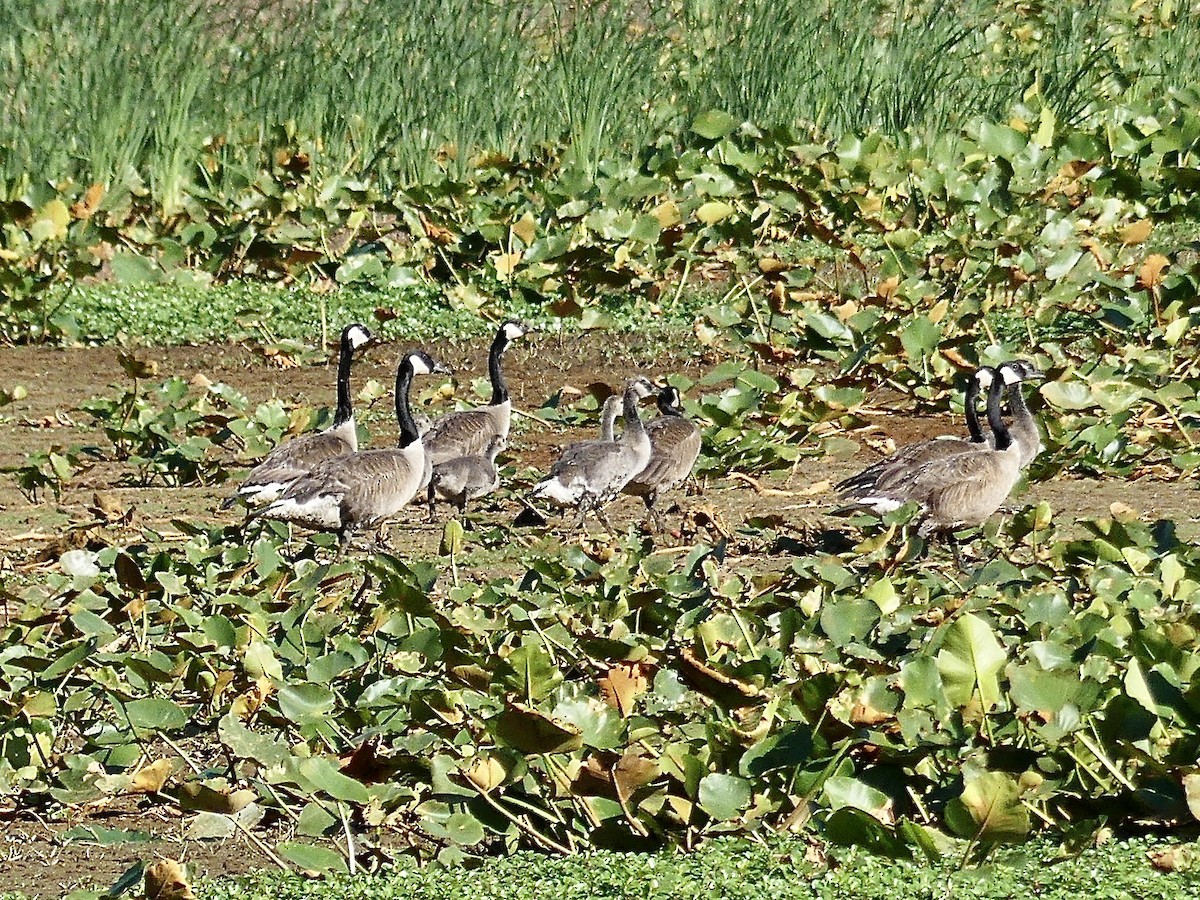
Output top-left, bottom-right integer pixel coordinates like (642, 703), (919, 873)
(986, 375), (1012, 451)
(657, 392), (684, 418)
(333, 335), (355, 427)
(622, 386), (646, 440)
(487, 328), (509, 405)
(1007, 380), (1032, 423)
(964, 375), (983, 443)
(394, 362), (420, 448)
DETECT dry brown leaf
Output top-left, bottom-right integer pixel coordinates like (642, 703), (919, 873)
(876, 276), (900, 300)
(1148, 845), (1198, 873)
(1119, 219), (1152, 245)
(612, 751), (659, 804)
(1139, 253), (1169, 290)
(418, 212), (455, 245)
(70, 183), (105, 220)
(144, 858), (195, 900)
(511, 212), (537, 246)
(597, 663), (650, 717)
(130, 759), (176, 795)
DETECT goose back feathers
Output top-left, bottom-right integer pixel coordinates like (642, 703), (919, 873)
(531, 377), (655, 522)
(229, 323), (372, 507)
(423, 320), (533, 467)
(623, 385), (701, 526)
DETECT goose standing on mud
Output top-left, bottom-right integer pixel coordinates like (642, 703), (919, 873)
(427, 435), (506, 522)
(622, 385), (702, 530)
(258, 350), (449, 549)
(836, 365), (994, 501)
(531, 377), (657, 530)
(423, 320), (534, 468)
(840, 366), (1026, 568)
(226, 323), (373, 508)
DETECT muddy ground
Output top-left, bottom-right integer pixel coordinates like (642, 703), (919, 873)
(0, 333), (1197, 895)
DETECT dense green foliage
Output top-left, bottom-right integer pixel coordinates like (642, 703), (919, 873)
(2, 0), (1200, 891)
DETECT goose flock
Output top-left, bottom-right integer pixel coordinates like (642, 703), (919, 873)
(225, 319), (1045, 567)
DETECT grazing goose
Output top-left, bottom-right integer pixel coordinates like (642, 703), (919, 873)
(258, 350), (449, 549)
(427, 435), (506, 521)
(423, 320), (534, 468)
(226, 323), (373, 508)
(844, 367), (1024, 568)
(531, 377), (656, 529)
(835, 366), (994, 500)
(622, 385), (702, 530)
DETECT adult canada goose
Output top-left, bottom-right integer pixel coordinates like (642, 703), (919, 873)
(622, 385), (702, 530)
(257, 350), (450, 549)
(531, 377), (656, 529)
(835, 366), (994, 499)
(427, 435), (506, 521)
(423, 320), (534, 468)
(995, 359), (1044, 469)
(226, 323), (373, 508)
(842, 366), (1024, 568)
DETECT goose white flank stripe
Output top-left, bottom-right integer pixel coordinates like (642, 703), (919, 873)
(226, 323), (373, 509)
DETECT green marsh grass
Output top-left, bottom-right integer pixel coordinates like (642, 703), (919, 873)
(2, 0), (1199, 200)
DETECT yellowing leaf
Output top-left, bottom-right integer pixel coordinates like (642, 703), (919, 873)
(1119, 219), (1152, 245)
(491, 251), (522, 278)
(464, 754), (509, 792)
(130, 759), (176, 794)
(31, 199), (70, 242)
(511, 212), (537, 247)
(652, 200), (680, 229)
(945, 771), (1030, 844)
(696, 201), (734, 225)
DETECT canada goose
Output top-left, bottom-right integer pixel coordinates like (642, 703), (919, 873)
(226, 323), (373, 508)
(843, 367), (1024, 567)
(531, 377), (657, 529)
(257, 350), (450, 548)
(835, 366), (994, 499)
(427, 435), (506, 521)
(622, 385), (702, 530)
(545, 392), (624, 473)
(423, 320), (534, 468)
(995, 359), (1044, 469)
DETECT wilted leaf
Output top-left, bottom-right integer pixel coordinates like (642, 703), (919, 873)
(945, 772), (1030, 844)
(144, 858), (195, 900)
(598, 663), (649, 716)
(1138, 254), (1169, 290)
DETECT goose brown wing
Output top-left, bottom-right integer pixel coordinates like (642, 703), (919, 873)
(240, 430), (355, 491)
(424, 407), (504, 464)
(836, 435), (973, 495)
(633, 419), (701, 490)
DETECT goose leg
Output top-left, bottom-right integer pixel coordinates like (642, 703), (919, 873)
(596, 505), (616, 533)
(947, 532), (965, 572)
(427, 482), (437, 523)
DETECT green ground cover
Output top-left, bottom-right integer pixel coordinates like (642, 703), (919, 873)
(2, 1), (1200, 896)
